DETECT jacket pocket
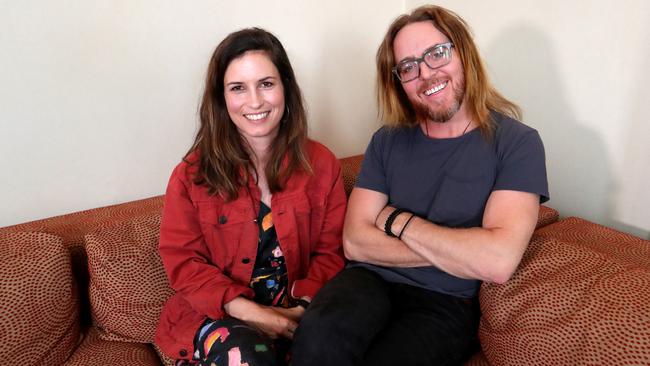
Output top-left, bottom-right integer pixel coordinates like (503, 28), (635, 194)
(295, 193), (329, 253)
(196, 202), (251, 273)
(292, 196), (312, 246)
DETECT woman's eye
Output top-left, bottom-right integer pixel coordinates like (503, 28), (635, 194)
(261, 81), (274, 88)
(230, 85), (244, 92)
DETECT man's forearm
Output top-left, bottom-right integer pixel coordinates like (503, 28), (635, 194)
(342, 220), (430, 267)
(379, 190), (539, 283)
(398, 216), (507, 281)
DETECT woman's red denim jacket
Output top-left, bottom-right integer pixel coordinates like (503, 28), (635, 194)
(155, 140), (347, 360)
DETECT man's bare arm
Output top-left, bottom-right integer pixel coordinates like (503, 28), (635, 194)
(342, 187), (429, 267)
(380, 190), (539, 283)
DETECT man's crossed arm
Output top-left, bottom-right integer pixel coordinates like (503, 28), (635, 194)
(343, 187), (539, 284)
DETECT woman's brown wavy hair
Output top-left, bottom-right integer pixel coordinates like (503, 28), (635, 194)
(186, 28), (311, 200)
(376, 5), (521, 138)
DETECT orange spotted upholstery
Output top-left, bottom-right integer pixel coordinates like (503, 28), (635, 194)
(4, 196), (165, 251)
(536, 205), (559, 229)
(86, 212), (174, 343)
(464, 352), (491, 366)
(1, 197), (164, 364)
(1, 154), (599, 365)
(339, 154), (364, 196)
(478, 217), (650, 365)
(153, 344), (177, 366)
(2, 196), (164, 330)
(0, 232), (80, 365)
(63, 328), (161, 365)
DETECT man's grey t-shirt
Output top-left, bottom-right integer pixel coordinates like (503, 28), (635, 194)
(352, 112), (549, 298)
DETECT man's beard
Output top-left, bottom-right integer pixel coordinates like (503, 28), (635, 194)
(412, 78), (466, 123)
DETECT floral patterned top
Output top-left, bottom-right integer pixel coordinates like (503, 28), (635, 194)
(249, 202), (288, 307)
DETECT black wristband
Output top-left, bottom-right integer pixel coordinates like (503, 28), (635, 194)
(295, 298), (310, 309)
(384, 208), (404, 237)
(398, 214), (416, 239)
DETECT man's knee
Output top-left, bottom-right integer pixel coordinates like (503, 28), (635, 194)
(291, 267), (392, 365)
(301, 268), (390, 329)
(311, 267), (388, 304)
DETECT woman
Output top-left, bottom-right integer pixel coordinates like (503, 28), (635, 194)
(155, 28), (346, 366)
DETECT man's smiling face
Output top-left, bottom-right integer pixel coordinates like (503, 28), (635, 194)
(393, 21), (466, 123)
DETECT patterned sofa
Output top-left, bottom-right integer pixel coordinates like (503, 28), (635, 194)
(1, 155), (648, 365)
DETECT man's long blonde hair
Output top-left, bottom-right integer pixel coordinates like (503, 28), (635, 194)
(376, 5), (521, 138)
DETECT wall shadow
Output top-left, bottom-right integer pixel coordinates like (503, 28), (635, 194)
(616, 28), (650, 239)
(484, 25), (615, 228)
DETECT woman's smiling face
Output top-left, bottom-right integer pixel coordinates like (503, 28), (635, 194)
(224, 50), (285, 145)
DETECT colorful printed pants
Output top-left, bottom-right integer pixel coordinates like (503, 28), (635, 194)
(175, 317), (289, 366)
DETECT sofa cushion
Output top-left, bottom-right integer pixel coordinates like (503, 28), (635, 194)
(463, 352), (490, 366)
(536, 205), (559, 229)
(0, 232), (80, 365)
(478, 217), (650, 365)
(86, 211), (174, 343)
(3, 195), (165, 331)
(63, 328), (161, 365)
(339, 154), (363, 197)
(153, 343), (176, 366)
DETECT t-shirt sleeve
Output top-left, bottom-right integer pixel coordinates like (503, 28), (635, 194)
(356, 128), (389, 195)
(494, 130), (550, 203)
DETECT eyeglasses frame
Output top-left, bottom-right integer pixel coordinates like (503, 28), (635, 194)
(392, 42), (455, 83)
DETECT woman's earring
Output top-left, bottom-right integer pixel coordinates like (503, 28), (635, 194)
(283, 106), (290, 123)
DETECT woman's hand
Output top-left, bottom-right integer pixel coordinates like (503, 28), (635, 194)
(224, 297), (299, 339)
(250, 306), (300, 339)
(273, 305), (305, 323)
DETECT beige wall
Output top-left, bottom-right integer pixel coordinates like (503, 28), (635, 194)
(0, 1), (401, 226)
(404, 0), (649, 238)
(2, 1), (648, 239)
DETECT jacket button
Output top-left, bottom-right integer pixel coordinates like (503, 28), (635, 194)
(242, 257), (250, 264)
(219, 215), (227, 224)
(179, 349), (188, 357)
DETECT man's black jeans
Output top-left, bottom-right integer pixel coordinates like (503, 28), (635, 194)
(291, 267), (479, 366)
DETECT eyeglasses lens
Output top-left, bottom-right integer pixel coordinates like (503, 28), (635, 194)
(395, 43), (452, 82)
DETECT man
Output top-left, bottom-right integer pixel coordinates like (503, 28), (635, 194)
(292, 5), (549, 366)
